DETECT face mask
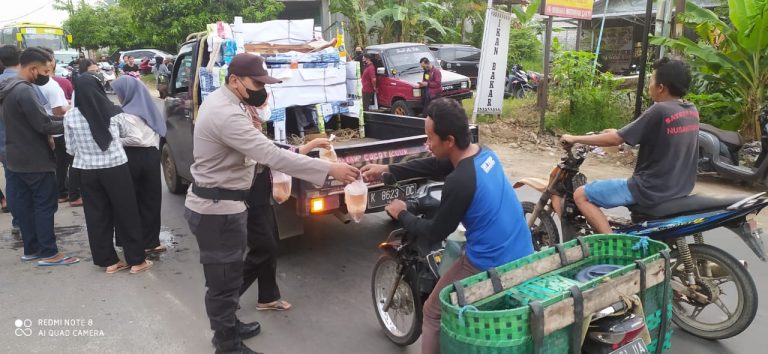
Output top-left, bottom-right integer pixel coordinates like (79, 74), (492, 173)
(34, 72), (50, 86)
(244, 87), (268, 107)
(255, 104), (272, 122)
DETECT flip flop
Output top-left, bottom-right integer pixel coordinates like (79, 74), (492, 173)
(255, 300), (292, 311)
(37, 256), (80, 266)
(130, 260), (154, 274)
(144, 246), (167, 255)
(21, 254), (43, 261)
(106, 263), (130, 274)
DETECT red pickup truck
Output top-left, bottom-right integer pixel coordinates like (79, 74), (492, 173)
(364, 43), (473, 116)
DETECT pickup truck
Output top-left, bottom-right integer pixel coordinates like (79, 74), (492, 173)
(364, 43), (473, 116)
(160, 33), (478, 239)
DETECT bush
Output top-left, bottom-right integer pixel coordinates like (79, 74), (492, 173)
(549, 51), (632, 134)
(685, 92), (741, 131)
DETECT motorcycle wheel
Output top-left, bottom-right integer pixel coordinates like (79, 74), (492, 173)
(670, 243), (758, 340)
(371, 254), (423, 346)
(521, 201), (559, 250)
(514, 87), (526, 99)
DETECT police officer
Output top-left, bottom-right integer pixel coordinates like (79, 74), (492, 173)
(184, 53), (359, 354)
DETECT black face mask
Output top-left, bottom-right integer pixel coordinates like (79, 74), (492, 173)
(244, 87), (268, 107)
(34, 73), (50, 86)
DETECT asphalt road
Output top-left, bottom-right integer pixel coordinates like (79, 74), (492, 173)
(1, 99), (766, 354)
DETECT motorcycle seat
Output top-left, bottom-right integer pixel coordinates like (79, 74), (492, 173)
(628, 194), (745, 220)
(700, 123), (743, 147)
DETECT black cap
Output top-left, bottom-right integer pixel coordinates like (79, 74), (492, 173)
(228, 53), (281, 84)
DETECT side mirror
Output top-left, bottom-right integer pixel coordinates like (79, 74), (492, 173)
(376, 67), (385, 75)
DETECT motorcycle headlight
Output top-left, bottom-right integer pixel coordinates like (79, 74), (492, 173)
(461, 81), (468, 89)
(413, 88), (422, 97)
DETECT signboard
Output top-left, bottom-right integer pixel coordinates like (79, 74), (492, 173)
(544, 0), (594, 20)
(473, 9), (512, 116)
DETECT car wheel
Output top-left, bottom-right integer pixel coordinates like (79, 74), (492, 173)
(391, 100), (414, 116)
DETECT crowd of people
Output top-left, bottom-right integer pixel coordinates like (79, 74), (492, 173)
(0, 44), (164, 272)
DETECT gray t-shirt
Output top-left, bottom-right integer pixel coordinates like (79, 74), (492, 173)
(618, 100), (699, 206)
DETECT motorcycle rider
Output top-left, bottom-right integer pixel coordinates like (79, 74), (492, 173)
(560, 58), (698, 234)
(361, 97), (534, 354)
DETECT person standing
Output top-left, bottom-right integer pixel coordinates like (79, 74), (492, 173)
(0, 47), (79, 265)
(240, 134), (331, 312)
(49, 53), (79, 205)
(64, 72), (152, 274)
(36, 48), (72, 206)
(418, 57), (442, 111)
(112, 76), (166, 254)
(1, 45), (22, 218)
(122, 56), (140, 75)
(361, 54), (377, 111)
(184, 53), (359, 354)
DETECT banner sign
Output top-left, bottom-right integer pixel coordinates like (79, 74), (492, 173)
(544, 0), (594, 20)
(473, 9), (512, 115)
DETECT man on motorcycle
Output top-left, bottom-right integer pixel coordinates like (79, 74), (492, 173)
(560, 58), (698, 234)
(362, 98), (534, 354)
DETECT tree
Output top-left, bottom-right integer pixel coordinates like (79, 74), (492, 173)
(120, 0), (285, 52)
(329, 0), (372, 47)
(63, 2), (135, 51)
(368, 0), (455, 43)
(651, 0), (768, 139)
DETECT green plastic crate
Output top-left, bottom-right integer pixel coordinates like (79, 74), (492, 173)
(439, 234), (673, 354)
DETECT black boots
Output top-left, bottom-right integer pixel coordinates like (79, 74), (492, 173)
(212, 322), (262, 354)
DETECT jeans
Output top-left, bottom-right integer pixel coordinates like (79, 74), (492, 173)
(5, 170), (59, 257)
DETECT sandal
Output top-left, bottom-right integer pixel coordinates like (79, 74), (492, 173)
(130, 260), (154, 274)
(255, 300), (292, 311)
(106, 262), (129, 274)
(37, 256), (80, 266)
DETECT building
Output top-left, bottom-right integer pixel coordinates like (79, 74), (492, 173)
(579, 0), (724, 73)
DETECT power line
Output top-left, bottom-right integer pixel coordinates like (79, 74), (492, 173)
(0, 1), (57, 25)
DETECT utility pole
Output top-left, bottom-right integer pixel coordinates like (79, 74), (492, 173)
(634, 0), (654, 119)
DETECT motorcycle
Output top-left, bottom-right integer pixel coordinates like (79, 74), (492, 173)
(372, 173), (651, 352)
(505, 64), (533, 99)
(698, 107), (768, 184)
(98, 62), (116, 93)
(515, 144), (767, 340)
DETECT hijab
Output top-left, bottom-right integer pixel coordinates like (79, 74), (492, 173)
(112, 76), (167, 136)
(74, 73), (123, 151)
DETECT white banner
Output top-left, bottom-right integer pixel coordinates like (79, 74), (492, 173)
(473, 9), (512, 115)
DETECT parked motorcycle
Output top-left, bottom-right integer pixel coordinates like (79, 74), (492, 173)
(698, 107), (768, 184)
(505, 64), (534, 99)
(98, 62), (116, 94)
(515, 145), (767, 340)
(372, 173), (651, 352)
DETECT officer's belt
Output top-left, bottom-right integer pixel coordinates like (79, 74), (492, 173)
(192, 184), (249, 201)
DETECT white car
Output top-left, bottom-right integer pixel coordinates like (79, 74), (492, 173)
(118, 49), (172, 64)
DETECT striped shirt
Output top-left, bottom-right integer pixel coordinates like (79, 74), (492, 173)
(64, 107), (128, 169)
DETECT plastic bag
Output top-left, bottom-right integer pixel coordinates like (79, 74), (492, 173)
(319, 145), (338, 162)
(271, 170), (292, 204)
(344, 179), (368, 223)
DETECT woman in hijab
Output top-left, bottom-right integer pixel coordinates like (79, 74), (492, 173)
(112, 76), (166, 255)
(64, 72), (152, 274)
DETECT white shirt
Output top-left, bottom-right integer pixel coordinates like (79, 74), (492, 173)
(38, 80), (68, 137)
(64, 108), (128, 169)
(120, 113), (160, 148)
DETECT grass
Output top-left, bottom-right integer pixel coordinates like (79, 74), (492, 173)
(463, 95), (539, 124)
(140, 74), (155, 87)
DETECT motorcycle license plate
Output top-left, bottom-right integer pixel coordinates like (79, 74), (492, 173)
(367, 183), (418, 209)
(609, 338), (648, 354)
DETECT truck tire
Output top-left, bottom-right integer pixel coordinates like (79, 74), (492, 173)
(161, 143), (189, 194)
(391, 100), (414, 116)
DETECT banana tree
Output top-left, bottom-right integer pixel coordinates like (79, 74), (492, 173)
(650, 0), (768, 139)
(369, 0), (456, 43)
(329, 0), (373, 47)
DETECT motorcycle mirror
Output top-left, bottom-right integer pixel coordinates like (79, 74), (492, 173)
(382, 172), (398, 187)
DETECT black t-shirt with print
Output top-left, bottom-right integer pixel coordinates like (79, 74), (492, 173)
(618, 100), (699, 207)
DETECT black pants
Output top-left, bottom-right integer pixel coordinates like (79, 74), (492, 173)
(124, 147), (162, 249)
(362, 92), (374, 111)
(80, 164), (145, 267)
(240, 204), (280, 302)
(53, 137), (80, 200)
(185, 208), (248, 332)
